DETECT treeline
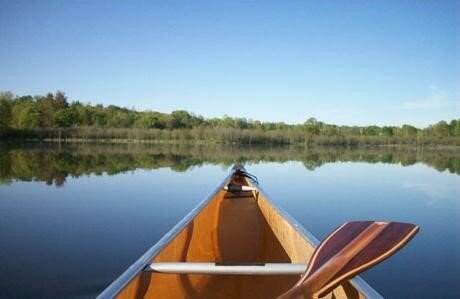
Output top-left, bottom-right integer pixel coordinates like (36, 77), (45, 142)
(1, 143), (459, 186)
(1, 91), (459, 146)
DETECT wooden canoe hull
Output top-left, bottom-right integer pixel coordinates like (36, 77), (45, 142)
(99, 167), (382, 299)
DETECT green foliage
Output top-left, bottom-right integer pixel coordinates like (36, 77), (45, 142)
(1, 91), (459, 146)
(363, 125), (380, 136)
(137, 112), (166, 129)
(54, 90), (69, 109)
(17, 103), (41, 129)
(54, 108), (77, 127)
(170, 110), (194, 129)
(0, 92), (13, 130)
(36, 94), (55, 127)
(381, 126), (394, 137)
(433, 121), (450, 137)
(454, 120), (460, 137)
(304, 117), (320, 135)
(400, 124), (418, 137)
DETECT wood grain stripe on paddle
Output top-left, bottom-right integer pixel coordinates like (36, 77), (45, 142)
(278, 221), (419, 299)
(317, 223), (419, 296)
(298, 222), (389, 296)
(303, 221), (373, 279)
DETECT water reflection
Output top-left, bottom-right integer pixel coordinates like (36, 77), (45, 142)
(1, 142), (459, 186)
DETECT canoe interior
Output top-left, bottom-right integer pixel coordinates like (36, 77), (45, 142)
(115, 175), (366, 299)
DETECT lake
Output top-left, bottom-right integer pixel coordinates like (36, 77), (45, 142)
(0, 142), (459, 298)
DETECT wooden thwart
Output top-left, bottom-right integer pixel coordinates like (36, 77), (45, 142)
(145, 262), (307, 275)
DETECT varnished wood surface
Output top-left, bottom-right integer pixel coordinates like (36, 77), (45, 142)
(280, 221), (419, 299)
(110, 174), (374, 299)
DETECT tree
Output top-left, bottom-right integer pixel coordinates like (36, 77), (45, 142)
(1, 90), (460, 146)
(401, 125), (418, 137)
(36, 95), (54, 127)
(54, 90), (69, 109)
(72, 102), (93, 126)
(322, 124), (338, 136)
(364, 126), (380, 136)
(433, 121), (450, 137)
(137, 112), (166, 129)
(0, 92), (13, 130)
(221, 115), (234, 128)
(93, 112), (107, 127)
(17, 104), (41, 128)
(381, 126), (394, 137)
(454, 120), (460, 137)
(304, 117), (320, 135)
(106, 111), (135, 128)
(170, 110), (193, 129)
(54, 108), (77, 127)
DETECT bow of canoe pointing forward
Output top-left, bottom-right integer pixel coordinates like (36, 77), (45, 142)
(99, 165), (418, 299)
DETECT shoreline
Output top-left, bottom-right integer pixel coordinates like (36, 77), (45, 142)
(1, 137), (460, 151)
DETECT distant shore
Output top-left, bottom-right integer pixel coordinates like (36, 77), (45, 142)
(1, 91), (459, 147)
(2, 127), (460, 148)
(2, 133), (460, 153)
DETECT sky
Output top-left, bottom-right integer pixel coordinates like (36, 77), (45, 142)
(0, 0), (459, 127)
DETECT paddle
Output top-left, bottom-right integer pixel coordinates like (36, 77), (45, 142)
(278, 221), (419, 299)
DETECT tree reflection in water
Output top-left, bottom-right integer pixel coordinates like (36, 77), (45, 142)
(1, 142), (459, 186)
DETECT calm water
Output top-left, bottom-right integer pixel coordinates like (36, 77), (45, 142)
(0, 143), (459, 298)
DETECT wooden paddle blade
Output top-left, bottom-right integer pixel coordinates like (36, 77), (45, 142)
(278, 221), (419, 299)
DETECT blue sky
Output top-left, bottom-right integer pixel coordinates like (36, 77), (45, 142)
(0, 1), (458, 127)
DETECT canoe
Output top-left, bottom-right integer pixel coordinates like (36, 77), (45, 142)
(98, 165), (382, 299)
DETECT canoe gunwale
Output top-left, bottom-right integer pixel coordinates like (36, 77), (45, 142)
(97, 169), (236, 299)
(252, 181), (384, 299)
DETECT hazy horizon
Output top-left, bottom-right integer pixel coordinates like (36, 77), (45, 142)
(1, 1), (459, 127)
